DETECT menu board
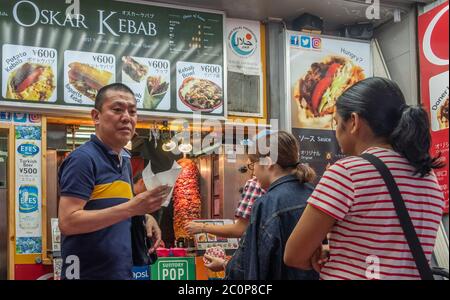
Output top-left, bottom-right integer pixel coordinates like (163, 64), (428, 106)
(287, 31), (373, 182)
(0, 0), (225, 118)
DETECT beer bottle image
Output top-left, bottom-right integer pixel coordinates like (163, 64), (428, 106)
(19, 185), (39, 230)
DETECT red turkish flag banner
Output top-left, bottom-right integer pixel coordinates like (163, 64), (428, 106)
(418, 1), (449, 214)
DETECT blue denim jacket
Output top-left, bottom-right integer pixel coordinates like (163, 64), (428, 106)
(226, 174), (319, 280)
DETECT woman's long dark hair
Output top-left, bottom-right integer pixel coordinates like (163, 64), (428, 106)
(336, 77), (444, 177)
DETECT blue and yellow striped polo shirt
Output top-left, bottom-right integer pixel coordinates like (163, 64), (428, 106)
(58, 134), (133, 280)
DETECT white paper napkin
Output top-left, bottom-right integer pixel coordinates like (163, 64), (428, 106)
(142, 161), (182, 207)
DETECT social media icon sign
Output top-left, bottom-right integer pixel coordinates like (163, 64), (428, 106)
(300, 36), (311, 48)
(312, 37), (322, 49)
(290, 35), (299, 46)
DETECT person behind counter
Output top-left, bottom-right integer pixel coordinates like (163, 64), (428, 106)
(284, 77), (445, 280)
(205, 131), (320, 280)
(199, 175), (266, 275)
(185, 175), (266, 239)
(186, 144), (266, 276)
(58, 83), (171, 280)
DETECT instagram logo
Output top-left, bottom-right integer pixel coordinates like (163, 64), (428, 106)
(312, 37), (322, 49)
(28, 114), (41, 123)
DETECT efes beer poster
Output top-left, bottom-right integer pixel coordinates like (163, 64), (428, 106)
(15, 125), (42, 254)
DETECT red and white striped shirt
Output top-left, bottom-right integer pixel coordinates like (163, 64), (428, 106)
(308, 147), (445, 280)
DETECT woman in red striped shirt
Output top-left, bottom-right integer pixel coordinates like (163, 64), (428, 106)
(284, 77), (445, 280)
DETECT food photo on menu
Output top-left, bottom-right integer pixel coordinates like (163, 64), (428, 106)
(6, 62), (55, 101)
(121, 55), (170, 110)
(429, 73), (449, 131)
(438, 97), (449, 129)
(177, 61), (224, 114)
(68, 62), (113, 101)
(293, 55), (365, 130)
(122, 56), (149, 83)
(2, 44), (58, 102)
(289, 33), (372, 131)
(178, 77), (224, 112)
(145, 76), (170, 110)
(64, 50), (115, 105)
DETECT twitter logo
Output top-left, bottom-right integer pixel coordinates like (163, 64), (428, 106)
(300, 36), (311, 48)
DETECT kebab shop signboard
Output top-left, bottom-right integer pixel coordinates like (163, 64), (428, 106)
(287, 32), (372, 182)
(0, 0), (225, 118)
(418, 1), (449, 213)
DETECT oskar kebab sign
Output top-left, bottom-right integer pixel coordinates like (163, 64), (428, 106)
(11, 0), (158, 36)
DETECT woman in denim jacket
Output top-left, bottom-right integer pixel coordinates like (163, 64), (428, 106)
(207, 131), (319, 280)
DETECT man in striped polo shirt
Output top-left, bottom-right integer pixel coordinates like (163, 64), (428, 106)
(58, 83), (171, 280)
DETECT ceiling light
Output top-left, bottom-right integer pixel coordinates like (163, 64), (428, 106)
(178, 143), (192, 153)
(160, 120), (176, 152)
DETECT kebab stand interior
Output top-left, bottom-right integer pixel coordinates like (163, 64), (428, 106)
(46, 121), (256, 280)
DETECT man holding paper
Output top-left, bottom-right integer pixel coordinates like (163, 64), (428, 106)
(133, 159), (182, 247)
(58, 83), (171, 280)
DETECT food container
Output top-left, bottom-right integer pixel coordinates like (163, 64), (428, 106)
(171, 248), (187, 257)
(156, 248), (170, 257)
(203, 246), (226, 279)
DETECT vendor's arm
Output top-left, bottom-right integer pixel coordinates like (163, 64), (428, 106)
(186, 217), (249, 238)
(186, 178), (263, 238)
